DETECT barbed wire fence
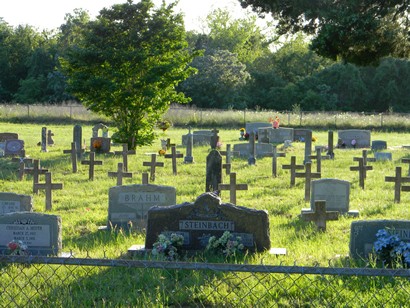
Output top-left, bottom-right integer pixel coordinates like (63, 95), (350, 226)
(1, 254), (410, 307)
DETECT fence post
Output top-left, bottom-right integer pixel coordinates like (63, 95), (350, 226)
(299, 112), (302, 126)
(70, 106), (73, 119)
(334, 115), (337, 128)
(244, 110), (246, 126)
(27, 105), (30, 117)
(380, 113), (383, 128)
(287, 112), (290, 126)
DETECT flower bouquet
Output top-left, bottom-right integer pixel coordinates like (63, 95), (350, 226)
(7, 240), (28, 255)
(206, 231), (245, 258)
(374, 229), (410, 267)
(152, 233), (184, 261)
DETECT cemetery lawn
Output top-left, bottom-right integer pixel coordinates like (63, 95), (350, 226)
(1, 122), (410, 306)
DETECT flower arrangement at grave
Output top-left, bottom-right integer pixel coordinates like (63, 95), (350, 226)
(373, 229), (410, 267)
(92, 139), (103, 152)
(351, 139), (357, 148)
(244, 132), (250, 140)
(152, 233), (184, 261)
(239, 128), (245, 140)
(158, 149), (166, 156)
(7, 240), (28, 256)
(206, 231), (245, 258)
(216, 141), (223, 150)
(269, 116), (280, 129)
(157, 120), (172, 132)
(312, 136), (318, 142)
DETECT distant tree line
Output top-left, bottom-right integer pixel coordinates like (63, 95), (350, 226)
(0, 4), (409, 112)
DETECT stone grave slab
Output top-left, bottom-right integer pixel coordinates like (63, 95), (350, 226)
(350, 220), (410, 259)
(0, 193), (32, 215)
(245, 122), (270, 134)
(266, 127), (294, 143)
(0, 212), (62, 256)
(371, 140), (387, 151)
(338, 130), (371, 148)
(0, 133), (19, 141)
(293, 129), (311, 142)
(374, 152), (392, 161)
(182, 130), (213, 146)
(232, 143), (274, 158)
(302, 179), (358, 217)
(145, 192), (270, 252)
(106, 184), (176, 230)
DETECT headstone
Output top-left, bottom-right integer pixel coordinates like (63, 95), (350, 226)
(301, 200), (339, 231)
(206, 150), (223, 193)
(350, 220), (410, 259)
(91, 123), (111, 153)
(266, 127), (294, 143)
(4, 139), (25, 157)
(258, 128), (270, 143)
(232, 143), (274, 158)
(47, 130), (54, 146)
(245, 122), (270, 134)
(303, 179), (358, 216)
(338, 129), (371, 148)
(218, 173), (248, 205)
(182, 130), (213, 146)
(0, 132), (18, 141)
(183, 128), (194, 163)
(374, 152), (392, 161)
(107, 184), (176, 230)
(41, 127), (47, 152)
(293, 129), (311, 142)
(73, 125), (83, 159)
(145, 192), (271, 252)
(371, 140), (387, 151)
(92, 123), (109, 138)
(81, 152), (103, 181)
(0, 193), (33, 214)
(0, 212), (62, 256)
(34, 172), (63, 211)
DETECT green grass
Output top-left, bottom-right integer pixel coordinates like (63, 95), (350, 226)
(1, 121), (410, 306)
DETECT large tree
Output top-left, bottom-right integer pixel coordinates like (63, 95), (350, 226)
(238, 0), (410, 65)
(61, 0), (197, 149)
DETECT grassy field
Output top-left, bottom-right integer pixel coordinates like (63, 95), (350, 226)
(1, 121), (410, 306)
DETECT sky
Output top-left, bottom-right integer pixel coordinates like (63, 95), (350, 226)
(0, 0), (254, 32)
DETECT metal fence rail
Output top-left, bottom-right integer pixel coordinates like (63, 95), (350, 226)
(1, 255), (409, 307)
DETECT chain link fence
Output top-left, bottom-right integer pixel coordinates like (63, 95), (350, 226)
(1, 254), (409, 307)
(1, 103), (410, 129)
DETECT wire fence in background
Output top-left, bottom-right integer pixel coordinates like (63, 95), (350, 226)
(1, 254), (410, 307)
(0, 103), (409, 129)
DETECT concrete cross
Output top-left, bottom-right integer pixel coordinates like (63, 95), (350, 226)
(220, 144), (239, 175)
(309, 147), (330, 173)
(166, 138), (176, 150)
(164, 146), (183, 175)
(282, 156), (304, 187)
(114, 143), (136, 172)
(264, 146), (286, 177)
(143, 154), (164, 181)
(218, 172), (248, 204)
(301, 200), (339, 231)
(81, 152), (103, 180)
(108, 162), (133, 186)
(350, 157), (372, 189)
(26, 159), (48, 193)
(34, 172), (63, 211)
(353, 150), (375, 179)
(63, 142), (78, 173)
(295, 162), (321, 201)
(327, 130), (335, 159)
(385, 166), (410, 203)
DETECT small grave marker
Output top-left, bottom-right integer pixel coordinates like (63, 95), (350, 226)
(26, 159), (49, 194)
(166, 138), (176, 150)
(210, 128), (220, 149)
(248, 132), (256, 165)
(327, 130), (334, 158)
(34, 172), (63, 211)
(350, 157), (373, 189)
(295, 162), (321, 201)
(114, 144), (136, 172)
(374, 152), (392, 161)
(218, 172), (248, 205)
(301, 200), (339, 231)
(143, 154), (164, 182)
(371, 140), (387, 151)
(0, 212), (62, 256)
(4, 139), (25, 157)
(81, 152), (103, 180)
(353, 150), (376, 175)
(265, 146), (286, 177)
(11, 157), (33, 181)
(142, 172), (149, 184)
(73, 125), (83, 159)
(108, 162), (133, 186)
(309, 147), (330, 173)
(183, 128), (194, 163)
(164, 146), (183, 175)
(206, 150), (223, 193)
(41, 127), (47, 152)
(385, 166), (410, 203)
(47, 129), (54, 146)
(282, 156), (305, 187)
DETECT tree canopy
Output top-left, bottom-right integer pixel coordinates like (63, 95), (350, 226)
(61, 0), (198, 149)
(238, 0), (410, 65)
